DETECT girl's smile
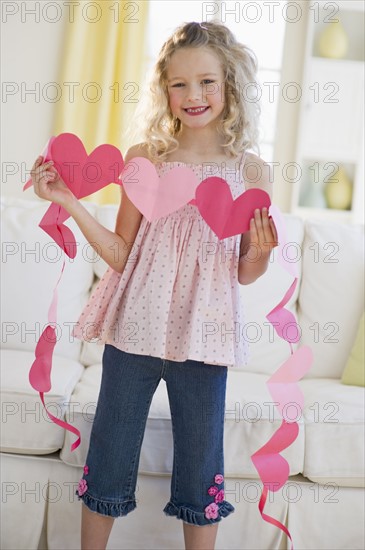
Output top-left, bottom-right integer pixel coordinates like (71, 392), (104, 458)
(184, 106), (210, 115)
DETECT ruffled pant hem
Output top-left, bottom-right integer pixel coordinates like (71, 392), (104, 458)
(163, 499), (235, 526)
(76, 490), (136, 518)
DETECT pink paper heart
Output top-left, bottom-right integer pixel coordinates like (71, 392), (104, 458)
(267, 345), (314, 420)
(120, 157), (200, 221)
(251, 420), (299, 491)
(24, 134), (123, 197)
(29, 323), (81, 452)
(29, 325), (57, 393)
(195, 177), (271, 239)
(266, 278), (300, 343)
(24, 133), (124, 258)
(51, 133), (124, 198)
(39, 202), (77, 258)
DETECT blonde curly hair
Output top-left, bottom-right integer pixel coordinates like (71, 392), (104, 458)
(125, 20), (261, 163)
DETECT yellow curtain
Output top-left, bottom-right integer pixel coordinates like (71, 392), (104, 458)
(53, 0), (149, 204)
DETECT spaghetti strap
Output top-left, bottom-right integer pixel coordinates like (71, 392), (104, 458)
(238, 149), (247, 168)
(238, 150), (247, 191)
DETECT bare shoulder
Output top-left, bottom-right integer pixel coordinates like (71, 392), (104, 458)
(124, 142), (150, 163)
(243, 152), (273, 200)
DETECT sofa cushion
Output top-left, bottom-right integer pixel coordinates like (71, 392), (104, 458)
(298, 218), (364, 379)
(300, 378), (364, 487)
(60, 362), (304, 478)
(0, 349), (84, 454)
(239, 214), (304, 375)
(1, 197), (95, 361)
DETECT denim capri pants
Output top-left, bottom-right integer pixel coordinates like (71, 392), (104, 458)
(76, 343), (235, 526)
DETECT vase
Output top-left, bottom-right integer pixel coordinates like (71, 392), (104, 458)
(323, 166), (353, 210)
(318, 19), (349, 59)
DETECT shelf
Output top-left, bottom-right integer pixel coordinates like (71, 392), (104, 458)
(298, 159), (354, 209)
(332, 1), (365, 12)
(309, 57), (364, 70)
(293, 206), (353, 225)
(289, 1), (364, 227)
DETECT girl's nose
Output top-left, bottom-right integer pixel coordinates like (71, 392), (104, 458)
(186, 84), (203, 103)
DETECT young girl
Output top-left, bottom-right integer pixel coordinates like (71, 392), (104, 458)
(31, 20), (277, 550)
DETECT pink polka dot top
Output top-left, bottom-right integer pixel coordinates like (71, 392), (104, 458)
(72, 151), (250, 368)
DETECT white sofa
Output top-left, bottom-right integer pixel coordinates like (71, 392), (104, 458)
(1, 196), (364, 550)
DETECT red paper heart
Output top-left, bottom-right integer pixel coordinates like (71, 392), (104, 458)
(29, 325), (57, 393)
(24, 133), (124, 258)
(39, 202), (77, 258)
(50, 133), (124, 198)
(195, 177), (271, 239)
(251, 420), (299, 491)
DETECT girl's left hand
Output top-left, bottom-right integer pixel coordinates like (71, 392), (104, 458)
(249, 207), (279, 257)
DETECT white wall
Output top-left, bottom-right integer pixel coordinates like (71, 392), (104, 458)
(2, 2), (68, 200)
(272, 1), (308, 213)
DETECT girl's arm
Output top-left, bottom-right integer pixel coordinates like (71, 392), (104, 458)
(238, 154), (277, 285)
(31, 145), (144, 274)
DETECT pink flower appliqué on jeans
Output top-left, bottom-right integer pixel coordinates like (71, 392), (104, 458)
(214, 474), (224, 485)
(204, 502), (219, 520)
(215, 489), (224, 503)
(208, 485), (219, 496)
(83, 465), (89, 475)
(78, 479), (88, 496)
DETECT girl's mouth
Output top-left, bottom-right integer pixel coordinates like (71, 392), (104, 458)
(184, 106), (210, 116)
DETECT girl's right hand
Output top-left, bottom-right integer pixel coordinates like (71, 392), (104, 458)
(30, 156), (76, 208)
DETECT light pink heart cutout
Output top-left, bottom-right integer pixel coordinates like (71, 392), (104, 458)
(267, 345), (314, 420)
(120, 157), (200, 221)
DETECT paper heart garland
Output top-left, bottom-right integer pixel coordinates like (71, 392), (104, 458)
(27, 238), (81, 452)
(24, 133), (313, 549)
(26, 138), (271, 248)
(24, 133), (123, 452)
(247, 204), (314, 550)
(120, 161), (271, 237)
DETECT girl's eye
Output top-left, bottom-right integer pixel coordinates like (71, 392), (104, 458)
(170, 80), (215, 88)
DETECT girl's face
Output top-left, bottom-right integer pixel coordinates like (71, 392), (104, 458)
(166, 47), (225, 131)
